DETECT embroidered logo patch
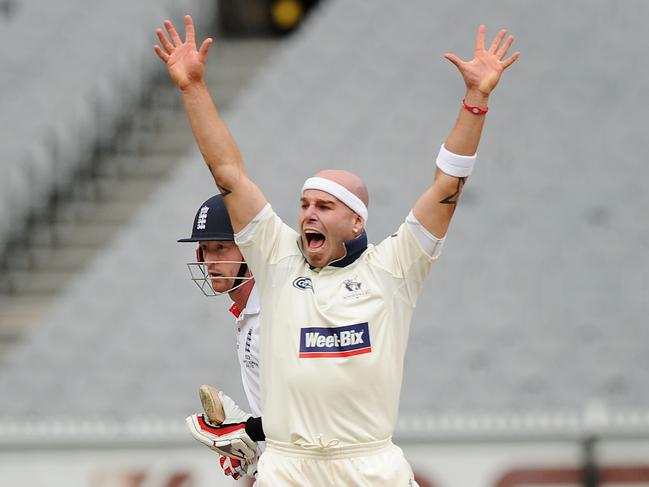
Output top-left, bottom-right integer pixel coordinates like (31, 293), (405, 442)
(342, 275), (369, 300)
(196, 205), (209, 230)
(343, 277), (362, 292)
(299, 323), (371, 358)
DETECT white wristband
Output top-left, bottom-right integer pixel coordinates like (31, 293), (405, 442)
(435, 144), (477, 177)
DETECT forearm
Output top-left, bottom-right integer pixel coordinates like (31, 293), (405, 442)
(413, 91), (487, 237)
(181, 81), (245, 186)
(443, 89), (489, 156)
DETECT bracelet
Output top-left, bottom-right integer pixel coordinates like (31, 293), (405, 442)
(462, 98), (488, 115)
(435, 144), (477, 177)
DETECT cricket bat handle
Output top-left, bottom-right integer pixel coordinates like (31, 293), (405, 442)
(199, 384), (226, 425)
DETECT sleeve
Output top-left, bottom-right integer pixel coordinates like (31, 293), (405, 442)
(234, 204), (300, 286)
(405, 211), (445, 259)
(370, 212), (444, 306)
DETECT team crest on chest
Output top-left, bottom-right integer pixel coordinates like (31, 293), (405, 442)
(342, 275), (369, 300)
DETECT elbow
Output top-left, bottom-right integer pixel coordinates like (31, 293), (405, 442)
(205, 158), (245, 191)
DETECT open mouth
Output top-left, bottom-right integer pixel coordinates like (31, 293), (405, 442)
(304, 230), (326, 251)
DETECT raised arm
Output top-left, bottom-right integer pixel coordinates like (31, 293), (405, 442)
(154, 15), (266, 231)
(413, 25), (519, 238)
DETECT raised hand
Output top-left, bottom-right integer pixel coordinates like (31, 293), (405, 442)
(154, 15), (213, 90)
(445, 25), (520, 96)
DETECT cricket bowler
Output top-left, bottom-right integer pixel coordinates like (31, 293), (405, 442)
(156, 15), (519, 486)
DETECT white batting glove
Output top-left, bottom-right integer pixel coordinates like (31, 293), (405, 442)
(186, 389), (257, 462)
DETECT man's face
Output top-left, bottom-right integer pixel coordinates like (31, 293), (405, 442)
(199, 240), (245, 294)
(298, 189), (360, 268)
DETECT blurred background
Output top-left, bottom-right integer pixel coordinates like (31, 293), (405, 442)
(1, 0), (648, 486)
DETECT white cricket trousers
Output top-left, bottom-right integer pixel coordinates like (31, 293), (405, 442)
(255, 437), (418, 486)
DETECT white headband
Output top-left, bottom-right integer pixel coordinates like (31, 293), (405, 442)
(302, 177), (368, 222)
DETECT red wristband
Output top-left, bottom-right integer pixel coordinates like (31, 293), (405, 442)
(462, 98), (488, 115)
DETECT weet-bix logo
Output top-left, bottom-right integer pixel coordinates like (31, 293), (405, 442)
(299, 323), (371, 358)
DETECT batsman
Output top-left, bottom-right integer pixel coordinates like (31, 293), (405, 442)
(155, 15), (519, 486)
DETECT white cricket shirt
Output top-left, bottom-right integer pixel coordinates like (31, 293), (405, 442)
(235, 204), (443, 448)
(231, 285), (262, 418)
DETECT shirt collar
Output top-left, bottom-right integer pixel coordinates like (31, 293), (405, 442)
(330, 231), (368, 268)
(229, 284), (260, 319)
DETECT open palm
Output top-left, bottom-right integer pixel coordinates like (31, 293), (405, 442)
(445, 25), (520, 95)
(154, 16), (212, 90)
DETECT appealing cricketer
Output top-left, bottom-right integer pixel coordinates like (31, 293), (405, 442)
(156, 15), (518, 486)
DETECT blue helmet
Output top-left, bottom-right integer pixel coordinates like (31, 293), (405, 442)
(177, 194), (234, 242)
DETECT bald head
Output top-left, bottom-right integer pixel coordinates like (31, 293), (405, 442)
(314, 169), (369, 208)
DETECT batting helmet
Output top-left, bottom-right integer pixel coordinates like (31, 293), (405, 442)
(178, 194), (251, 296)
(177, 194), (235, 243)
